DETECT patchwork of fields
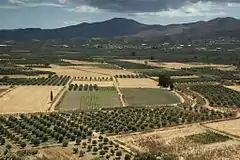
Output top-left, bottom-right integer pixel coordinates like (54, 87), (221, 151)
(0, 58), (239, 160)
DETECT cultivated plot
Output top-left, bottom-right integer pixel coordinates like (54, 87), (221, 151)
(58, 89), (121, 111)
(122, 88), (180, 106)
(204, 119), (240, 137)
(120, 59), (233, 70)
(114, 125), (240, 160)
(0, 86), (63, 114)
(117, 78), (158, 88)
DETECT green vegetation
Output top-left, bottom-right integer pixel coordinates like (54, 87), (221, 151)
(69, 84), (99, 91)
(137, 69), (193, 77)
(0, 67), (53, 76)
(115, 74), (147, 78)
(0, 75), (70, 86)
(186, 131), (230, 144)
(122, 88), (180, 106)
(58, 88), (121, 111)
(190, 85), (240, 108)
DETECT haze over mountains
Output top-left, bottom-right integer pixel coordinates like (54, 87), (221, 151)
(0, 17), (240, 41)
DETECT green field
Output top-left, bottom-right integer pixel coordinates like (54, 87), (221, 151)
(58, 89), (121, 111)
(122, 88), (180, 106)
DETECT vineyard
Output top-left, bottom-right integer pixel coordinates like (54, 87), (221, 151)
(0, 75), (71, 86)
(0, 106), (233, 151)
(190, 85), (240, 108)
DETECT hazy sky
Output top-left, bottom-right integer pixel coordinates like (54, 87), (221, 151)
(0, 0), (240, 29)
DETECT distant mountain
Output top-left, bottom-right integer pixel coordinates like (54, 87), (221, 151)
(0, 17), (240, 41)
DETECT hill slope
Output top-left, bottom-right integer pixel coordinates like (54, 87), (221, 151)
(0, 17), (240, 41)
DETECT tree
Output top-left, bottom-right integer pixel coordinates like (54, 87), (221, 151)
(62, 140), (68, 147)
(131, 52), (136, 56)
(116, 151), (122, 157)
(158, 75), (173, 88)
(134, 152), (157, 160)
(0, 137), (5, 145)
(6, 144), (12, 150)
(99, 150), (105, 156)
(20, 141), (26, 149)
(50, 91), (53, 102)
(33, 139), (40, 146)
(76, 138), (81, 145)
(73, 148), (78, 154)
(125, 154), (131, 160)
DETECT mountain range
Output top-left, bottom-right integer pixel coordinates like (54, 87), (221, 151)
(0, 17), (240, 41)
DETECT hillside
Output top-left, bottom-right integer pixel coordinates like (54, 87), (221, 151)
(0, 17), (240, 41)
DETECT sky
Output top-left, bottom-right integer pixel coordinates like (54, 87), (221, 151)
(0, 0), (240, 29)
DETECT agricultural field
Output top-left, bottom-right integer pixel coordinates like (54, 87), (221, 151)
(71, 81), (114, 87)
(34, 64), (134, 77)
(0, 86), (63, 114)
(118, 78), (158, 88)
(0, 75), (71, 86)
(121, 60), (235, 70)
(58, 88), (121, 111)
(190, 85), (240, 108)
(203, 119), (240, 137)
(114, 124), (240, 160)
(122, 88), (180, 106)
(225, 85), (240, 92)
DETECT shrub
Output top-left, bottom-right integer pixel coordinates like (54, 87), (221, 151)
(20, 141), (27, 149)
(62, 140), (68, 147)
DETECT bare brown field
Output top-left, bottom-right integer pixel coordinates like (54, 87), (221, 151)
(71, 81), (114, 87)
(0, 86), (63, 114)
(114, 124), (240, 160)
(34, 65), (134, 77)
(225, 85), (240, 92)
(204, 119), (240, 137)
(117, 78), (158, 88)
(120, 59), (233, 70)
(62, 59), (99, 65)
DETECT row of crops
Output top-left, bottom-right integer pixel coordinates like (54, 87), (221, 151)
(74, 76), (113, 81)
(115, 74), (147, 78)
(190, 85), (240, 108)
(0, 106), (233, 149)
(138, 69), (194, 77)
(0, 67), (54, 76)
(185, 67), (240, 80)
(174, 76), (220, 83)
(0, 75), (70, 86)
(69, 84), (99, 91)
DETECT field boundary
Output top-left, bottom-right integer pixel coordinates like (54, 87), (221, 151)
(0, 86), (16, 98)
